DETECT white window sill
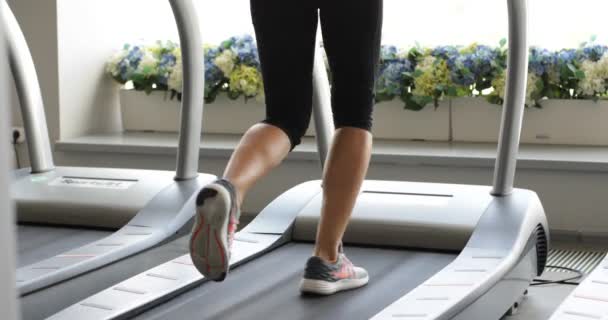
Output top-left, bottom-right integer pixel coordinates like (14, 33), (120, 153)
(55, 132), (608, 172)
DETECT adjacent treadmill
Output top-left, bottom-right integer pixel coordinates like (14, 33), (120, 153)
(50, 0), (550, 319)
(4, 0), (216, 299)
(548, 252), (608, 319)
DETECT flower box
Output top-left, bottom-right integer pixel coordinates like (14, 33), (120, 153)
(120, 89), (281, 135)
(452, 97), (608, 145)
(372, 100), (450, 141)
(120, 90), (451, 141)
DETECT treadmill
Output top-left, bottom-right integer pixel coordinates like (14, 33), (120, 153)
(548, 252), (608, 319)
(49, 0), (550, 319)
(4, 0), (216, 300)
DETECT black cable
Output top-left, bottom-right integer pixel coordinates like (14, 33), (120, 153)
(13, 143), (21, 168)
(531, 265), (584, 286)
(12, 129), (21, 168)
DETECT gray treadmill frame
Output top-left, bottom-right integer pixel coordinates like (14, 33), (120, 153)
(0, 5), (20, 318)
(48, 1), (549, 317)
(7, 0), (217, 295)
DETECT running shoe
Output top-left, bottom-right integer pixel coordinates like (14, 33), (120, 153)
(189, 179), (240, 281)
(300, 246), (369, 295)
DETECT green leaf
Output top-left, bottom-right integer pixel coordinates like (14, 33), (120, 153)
(446, 86), (458, 97)
(590, 35), (598, 42)
(499, 38), (507, 47)
(575, 70), (586, 79)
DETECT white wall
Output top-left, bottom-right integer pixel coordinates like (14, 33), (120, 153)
(382, 0), (608, 49)
(56, 0), (179, 140)
(191, 0), (608, 49)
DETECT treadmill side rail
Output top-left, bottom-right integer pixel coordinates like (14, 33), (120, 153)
(47, 232), (283, 320)
(17, 174), (215, 295)
(372, 189), (549, 320)
(548, 254), (608, 320)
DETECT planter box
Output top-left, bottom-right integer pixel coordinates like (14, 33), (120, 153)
(372, 100), (450, 141)
(120, 90), (451, 141)
(452, 97), (608, 145)
(120, 90), (302, 135)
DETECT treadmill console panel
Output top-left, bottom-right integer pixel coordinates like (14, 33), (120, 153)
(293, 180), (494, 251)
(11, 167), (179, 228)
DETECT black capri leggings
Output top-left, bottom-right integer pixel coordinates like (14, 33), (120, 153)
(251, 0), (383, 149)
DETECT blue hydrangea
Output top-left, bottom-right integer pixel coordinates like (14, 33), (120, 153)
(381, 45), (399, 60)
(158, 53), (177, 85)
(204, 47), (224, 85)
(449, 45), (500, 86)
(377, 57), (412, 96)
(116, 46), (144, 82)
(431, 45), (459, 67)
(126, 46), (143, 68)
(557, 49), (577, 64)
(229, 34), (259, 67)
(529, 47), (556, 76)
(580, 44), (608, 62)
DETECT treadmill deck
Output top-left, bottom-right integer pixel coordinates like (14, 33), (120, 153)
(135, 243), (457, 320)
(17, 224), (112, 268)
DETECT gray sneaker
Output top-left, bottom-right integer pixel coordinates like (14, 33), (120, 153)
(300, 246), (369, 295)
(189, 179), (240, 282)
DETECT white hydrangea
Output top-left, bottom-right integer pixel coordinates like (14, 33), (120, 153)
(168, 51), (183, 93)
(136, 50), (159, 76)
(493, 72), (540, 106)
(526, 73), (540, 106)
(106, 51), (127, 78)
(417, 56), (436, 71)
(214, 50), (237, 77)
(578, 53), (608, 96)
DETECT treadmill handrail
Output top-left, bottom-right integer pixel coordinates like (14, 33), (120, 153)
(491, 0), (529, 196)
(311, 28), (334, 169)
(1, 1), (55, 174)
(170, 0), (204, 181)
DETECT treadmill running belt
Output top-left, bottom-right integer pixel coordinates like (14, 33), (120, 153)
(135, 243), (457, 320)
(17, 224), (112, 267)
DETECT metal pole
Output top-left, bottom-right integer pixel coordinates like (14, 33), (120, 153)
(491, 0), (528, 196)
(170, 0), (204, 181)
(1, 1), (54, 173)
(311, 29), (335, 169)
(0, 3), (20, 317)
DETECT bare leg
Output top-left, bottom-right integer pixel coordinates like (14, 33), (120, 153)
(223, 123), (291, 206)
(313, 127), (372, 262)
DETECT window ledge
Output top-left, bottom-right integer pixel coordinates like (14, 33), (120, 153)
(55, 132), (608, 172)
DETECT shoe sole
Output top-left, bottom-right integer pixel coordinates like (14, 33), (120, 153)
(299, 275), (369, 295)
(189, 184), (232, 281)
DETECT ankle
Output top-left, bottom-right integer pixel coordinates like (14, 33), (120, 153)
(313, 248), (339, 264)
